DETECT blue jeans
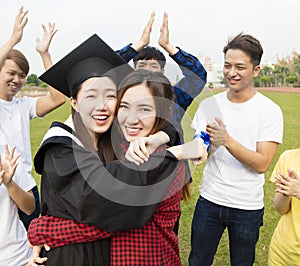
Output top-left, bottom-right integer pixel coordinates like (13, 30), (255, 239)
(189, 196), (264, 266)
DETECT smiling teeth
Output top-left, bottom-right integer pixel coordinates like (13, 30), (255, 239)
(93, 115), (108, 120)
(9, 84), (19, 89)
(126, 126), (141, 132)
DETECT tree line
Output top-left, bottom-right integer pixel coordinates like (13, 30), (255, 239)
(25, 51), (300, 89)
(25, 73), (48, 88)
(254, 51), (300, 87)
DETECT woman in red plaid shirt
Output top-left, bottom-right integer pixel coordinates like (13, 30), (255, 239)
(27, 37), (207, 265)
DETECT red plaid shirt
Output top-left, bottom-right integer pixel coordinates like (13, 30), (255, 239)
(28, 162), (185, 265)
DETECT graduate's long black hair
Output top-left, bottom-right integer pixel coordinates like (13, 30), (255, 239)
(117, 70), (174, 135)
(70, 70), (174, 162)
(107, 70), (174, 161)
(70, 76), (117, 163)
(112, 69), (191, 200)
(71, 70), (190, 199)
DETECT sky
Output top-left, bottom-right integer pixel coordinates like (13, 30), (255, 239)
(2, 0), (300, 76)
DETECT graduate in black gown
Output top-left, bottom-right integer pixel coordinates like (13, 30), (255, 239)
(29, 35), (170, 266)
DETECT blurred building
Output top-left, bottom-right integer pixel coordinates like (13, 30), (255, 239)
(198, 54), (224, 88)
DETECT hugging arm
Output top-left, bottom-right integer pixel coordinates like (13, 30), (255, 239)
(28, 215), (111, 248)
(39, 143), (179, 231)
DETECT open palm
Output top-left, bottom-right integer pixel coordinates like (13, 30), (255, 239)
(0, 145), (20, 186)
(36, 23), (58, 54)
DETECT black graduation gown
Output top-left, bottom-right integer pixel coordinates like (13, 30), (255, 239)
(34, 122), (180, 266)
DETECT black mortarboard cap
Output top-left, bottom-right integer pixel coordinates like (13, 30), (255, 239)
(39, 34), (133, 97)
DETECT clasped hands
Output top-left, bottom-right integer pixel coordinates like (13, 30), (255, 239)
(206, 117), (229, 150)
(274, 169), (300, 199)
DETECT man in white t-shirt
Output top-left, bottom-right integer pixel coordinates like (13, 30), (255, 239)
(0, 7), (65, 265)
(189, 33), (283, 266)
(0, 145), (36, 265)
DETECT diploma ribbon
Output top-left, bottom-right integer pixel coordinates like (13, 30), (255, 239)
(193, 131), (210, 151)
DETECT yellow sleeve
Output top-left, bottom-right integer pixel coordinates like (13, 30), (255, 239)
(269, 151), (288, 182)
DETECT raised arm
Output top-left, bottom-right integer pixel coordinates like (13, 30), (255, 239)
(115, 11), (154, 62)
(0, 145), (35, 214)
(35, 23), (57, 70)
(0, 7), (28, 65)
(158, 12), (178, 56)
(131, 11), (155, 52)
(35, 23), (65, 116)
(158, 12), (207, 121)
(171, 49), (206, 117)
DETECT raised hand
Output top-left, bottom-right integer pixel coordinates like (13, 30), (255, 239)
(132, 11), (155, 51)
(10, 6), (28, 45)
(158, 12), (170, 49)
(36, 23), (58, 55)
(158, 12), (178, 55)
(0, 145), (20, 187)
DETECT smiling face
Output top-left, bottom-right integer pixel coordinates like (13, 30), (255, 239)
(117, 84), (156, 142)
(135, 59), (163, 72)
(223, 49), (260, 93)
(70, 77), (117, 140)
(0, 59), (27, 101)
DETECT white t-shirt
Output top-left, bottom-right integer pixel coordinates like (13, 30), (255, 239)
(0, 96), (38, 265)
(0, 96), (38, 178)
(0, 150), (36, 265)
(191, 91), (283, 210)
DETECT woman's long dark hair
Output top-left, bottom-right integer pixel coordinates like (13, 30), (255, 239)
(117, 69), (174, 134)
(106, 69), (175, 161)
(114, 70), (191, 200)
(70, 70), (175, 163)
(70, 79), (115, 163)
(70, 70), (190, 199)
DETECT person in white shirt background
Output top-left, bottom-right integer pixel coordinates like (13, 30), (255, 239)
(189, 33), (283, 266)
(0, 7), (65, 265)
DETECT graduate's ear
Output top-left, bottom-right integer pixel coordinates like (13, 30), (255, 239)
(70, 97), (79, 112)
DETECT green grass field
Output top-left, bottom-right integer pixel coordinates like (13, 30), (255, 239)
(30, 101), (70, 187)
(30, 90), (300, 265)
